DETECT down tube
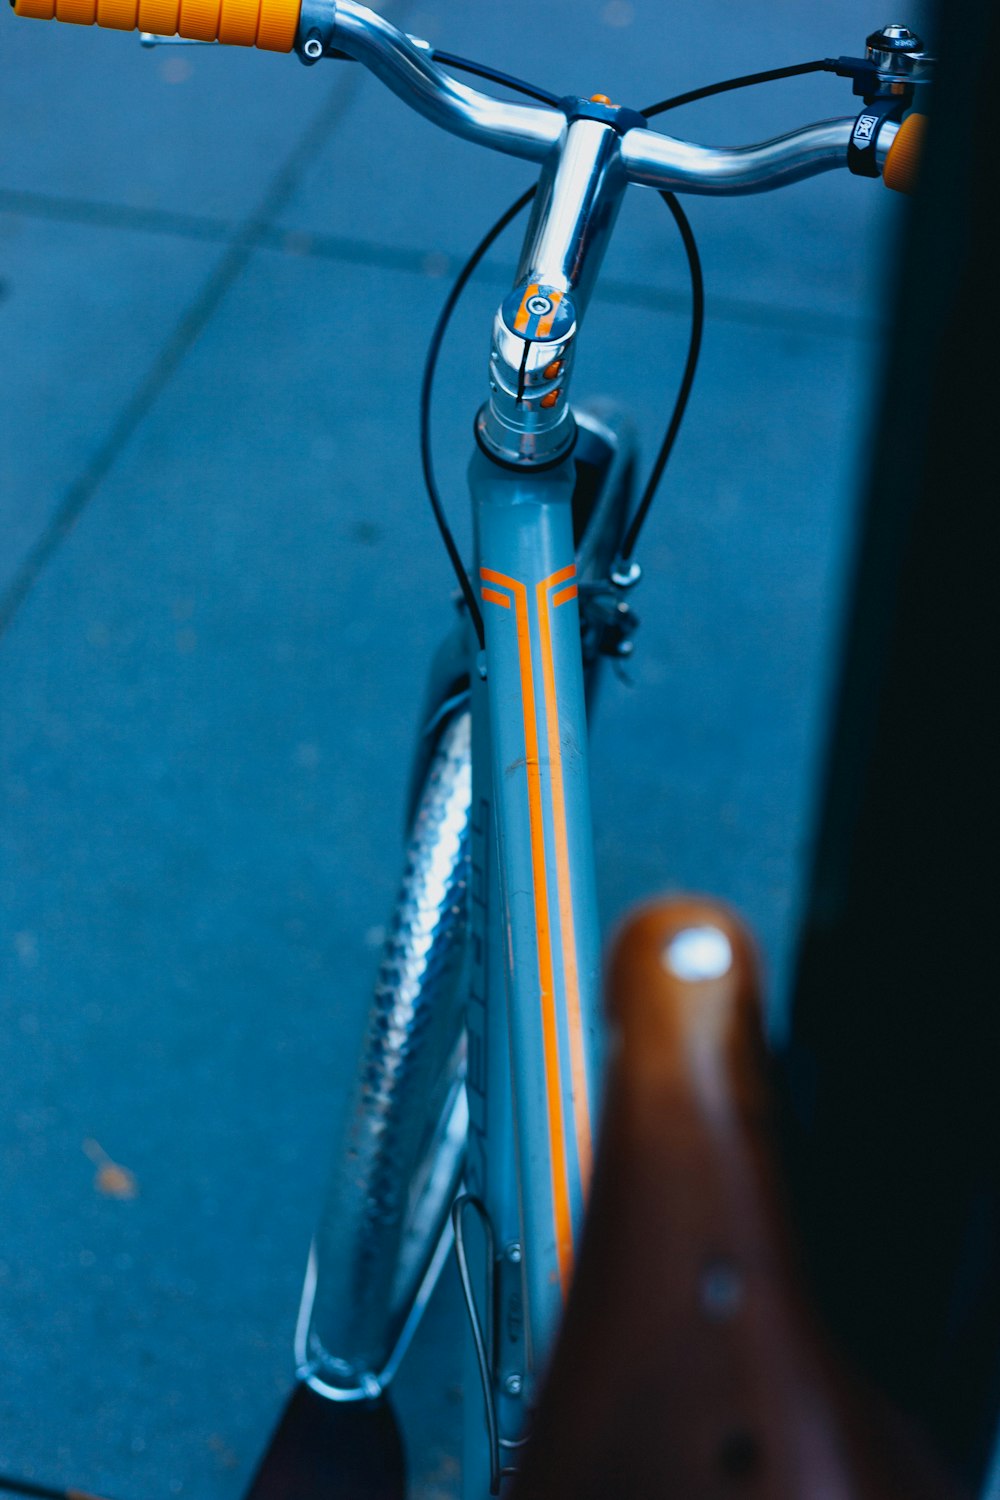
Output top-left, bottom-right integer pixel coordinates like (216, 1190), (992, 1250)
(471, 445), (605, 1369)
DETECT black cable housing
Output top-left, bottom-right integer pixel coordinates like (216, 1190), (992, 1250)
(419, 186), (536, 648)
(416, 53), (562, 647)
(641, 58), (835, 120)
(430, 49), (561, 108)
(419, 54), (840, 609)
(608, 61), (836, 563)
(0, 54), (854, 1500)
(614, 188), (703, 565)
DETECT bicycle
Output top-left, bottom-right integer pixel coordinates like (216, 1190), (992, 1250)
(4, 2), (930, 1495)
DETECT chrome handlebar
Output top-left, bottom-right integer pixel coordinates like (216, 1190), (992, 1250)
(329, 3), (563, 163)
(321, 0), (895, 468)
(326, 0), (899, 192)
(622, 116), (898, 194)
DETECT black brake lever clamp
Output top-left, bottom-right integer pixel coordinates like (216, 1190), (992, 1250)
(835, 25), (934, 178)
(846, 95), (907, 177)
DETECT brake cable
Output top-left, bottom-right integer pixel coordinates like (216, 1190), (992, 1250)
(419, 183), (535, 649)
(0, 59), (847, 1500)
(420, 56), (842, 634)
(416, 55), (559, 648)
(641, 58), (835, 121)
(430, 50), (561, 109)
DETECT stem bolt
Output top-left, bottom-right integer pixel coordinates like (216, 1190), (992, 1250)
(504, 1374), (523, 1397)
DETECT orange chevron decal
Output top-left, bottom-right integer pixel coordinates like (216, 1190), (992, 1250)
(480, 564), (574, 1295)
(537, 564), (592, 1191)
(481, 587), (511, 609)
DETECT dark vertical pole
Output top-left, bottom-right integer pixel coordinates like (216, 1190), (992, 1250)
(786, 0), (1000, 1484)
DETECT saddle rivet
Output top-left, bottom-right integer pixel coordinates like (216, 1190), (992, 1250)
(663, 925), (733, 981)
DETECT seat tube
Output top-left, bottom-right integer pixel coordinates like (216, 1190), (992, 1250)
(471, 444), (605, 1371)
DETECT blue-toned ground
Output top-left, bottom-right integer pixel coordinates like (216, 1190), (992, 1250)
(1, 2), (913, 1494)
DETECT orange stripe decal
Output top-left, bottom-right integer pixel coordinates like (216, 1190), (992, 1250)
(537, 565), (592, 1192)
(513, 283), (539, 335)
(481, 587), (511, 609)
(480, 564), (574, 1294)
(535, 290), (563, 340)
(552, 584), (578, 607)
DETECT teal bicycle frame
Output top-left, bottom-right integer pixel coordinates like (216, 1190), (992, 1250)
(472, 448), (605, 1351)
(459, 441), (626, 1493)
(262, 3), (909, 1489)
(466, 449), (602, 1461)
(2, 0), (928, 1488)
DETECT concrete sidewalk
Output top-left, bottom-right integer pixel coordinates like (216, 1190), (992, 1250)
(1, 2), (907, 1494)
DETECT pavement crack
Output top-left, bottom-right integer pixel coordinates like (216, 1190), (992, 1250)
(0, 197), (882, 341)
(0, 187), (238, 244)
(0, 31), (392, 639)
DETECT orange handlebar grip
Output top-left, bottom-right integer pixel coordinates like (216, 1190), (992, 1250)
(883, 112), (928, 195)
(13, 0), (57, 18)
(12, 0), (299, 49)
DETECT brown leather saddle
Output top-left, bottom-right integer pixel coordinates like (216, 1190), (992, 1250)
(510, 896), (964, 1500)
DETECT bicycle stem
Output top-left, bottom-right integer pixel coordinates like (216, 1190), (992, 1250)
(319, 2), (904, 469)
(477, 118), (629, 468)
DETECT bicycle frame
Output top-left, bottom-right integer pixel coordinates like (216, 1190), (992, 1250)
(298, 94), (644, 1442)
(293, 409), (632, 1431)
(450, 119), (639, 1475)
(282, 14), (917, 1481)
(1, 0), (938, 1490)
(471, 446), (606, 1350)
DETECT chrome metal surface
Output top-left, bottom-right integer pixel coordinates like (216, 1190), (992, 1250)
(478, 120), (629, 465)
(875, 117), (900, 166)
(516, 119), (629, 322)
(622, 117), (859, 194)
(868, 21), (923, 50)
(866, 23), (934, 80)
(477, 311), (577, 467)
(297, 709), (471, 1396)
(330, 1), (563, 163)
(296, 1082), (467, 1400)
(314, 8), (888, 196)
